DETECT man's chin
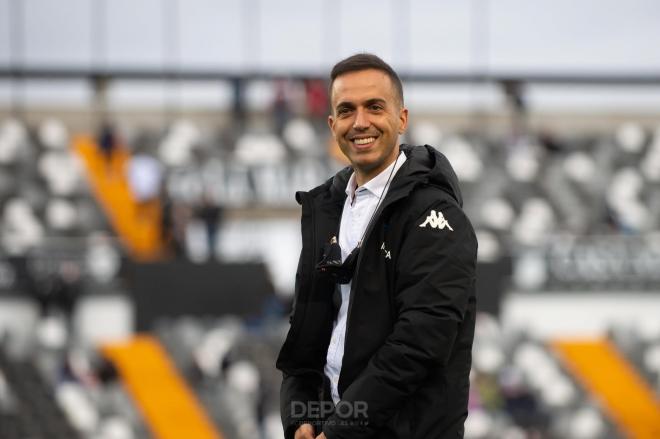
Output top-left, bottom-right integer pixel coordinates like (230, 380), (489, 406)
(351, 156), (385, 175)
(349, 153), (378, 168)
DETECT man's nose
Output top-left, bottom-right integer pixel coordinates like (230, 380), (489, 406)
(352, 108), (369, 130)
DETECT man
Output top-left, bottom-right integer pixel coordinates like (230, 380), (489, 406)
(277, 53), (477, 439)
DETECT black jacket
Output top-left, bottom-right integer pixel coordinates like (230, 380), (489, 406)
(277, 144), (477, 439)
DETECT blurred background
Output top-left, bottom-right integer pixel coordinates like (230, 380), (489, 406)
(1, 0), (660, 438)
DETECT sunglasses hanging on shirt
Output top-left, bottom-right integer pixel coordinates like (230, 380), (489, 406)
(315, 151), (402, 284)
(316, 236), (360, 284)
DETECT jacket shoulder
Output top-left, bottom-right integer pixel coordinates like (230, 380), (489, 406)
(404, 183), (462, 215)
(394, 183), (475, 243)
(296, 166), (352, 204)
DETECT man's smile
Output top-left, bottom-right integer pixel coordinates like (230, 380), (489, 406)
(354, 137), (376, 145)
(349, 135), (379, 149)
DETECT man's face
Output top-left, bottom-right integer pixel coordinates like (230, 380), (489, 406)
(328, 69), (408, 184)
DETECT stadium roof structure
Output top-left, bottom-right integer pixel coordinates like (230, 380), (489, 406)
(1, 66), (660, 86)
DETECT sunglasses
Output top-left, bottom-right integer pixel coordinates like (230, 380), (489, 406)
(315, 236), (360, 284)
(314, 151), (403, 285)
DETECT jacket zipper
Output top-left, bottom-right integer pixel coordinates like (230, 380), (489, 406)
(346, 190), (409, 321)
(339, 190), (410, 395)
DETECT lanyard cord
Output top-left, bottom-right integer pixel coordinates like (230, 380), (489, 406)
(357, 150), (402, 247)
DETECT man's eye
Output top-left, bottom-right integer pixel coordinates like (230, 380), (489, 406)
(369, 104), (383, 111)
(337, 108), (351, 115)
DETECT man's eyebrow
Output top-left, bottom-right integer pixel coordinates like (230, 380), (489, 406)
(335, 98), (387, 110)
(364, 98), (387, 106)
(335, 101), (355, 110)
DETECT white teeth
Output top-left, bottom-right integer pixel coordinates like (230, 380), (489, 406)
(354, 137), (375, 145)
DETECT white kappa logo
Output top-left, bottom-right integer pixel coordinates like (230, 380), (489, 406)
(418, 210), (454, 231)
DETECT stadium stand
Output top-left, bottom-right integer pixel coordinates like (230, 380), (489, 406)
(1, 110), (660, 438)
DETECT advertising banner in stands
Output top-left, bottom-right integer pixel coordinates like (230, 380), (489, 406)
(129, 261), (275, 330)
(544, 234), (660, 291)
(476, 259), (510, 316)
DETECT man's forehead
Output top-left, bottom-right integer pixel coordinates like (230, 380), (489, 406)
(331, 69), (396, 104)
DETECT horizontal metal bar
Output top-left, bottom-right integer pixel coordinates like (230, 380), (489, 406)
(1, 66), (659, 85)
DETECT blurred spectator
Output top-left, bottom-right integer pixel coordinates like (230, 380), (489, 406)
(499, 365), (549, 433)
(160, 186), (183, 258)
(232, 77), (247, 132)
(97, 123), (119, 169)
(194, 191), (224, 260)
(33, 260), (82, 317)
(304, 78), (329, 128)
(272, 79), (294, 138)
(126, 148), (163, 218)
(538, 130), (565, 154)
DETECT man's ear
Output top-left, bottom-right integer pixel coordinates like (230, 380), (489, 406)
(328, 114), (335, 131)
(398, 107), (409, 134)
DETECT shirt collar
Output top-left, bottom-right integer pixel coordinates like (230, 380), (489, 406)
(345, 151), (407, 199)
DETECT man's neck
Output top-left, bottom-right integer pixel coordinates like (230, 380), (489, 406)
(355, 173), (370, 188)
(354, 150), (401, 187)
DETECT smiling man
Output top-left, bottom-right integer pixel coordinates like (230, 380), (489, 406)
(277, 53), (477, 439)
(329, 66), (406, 186)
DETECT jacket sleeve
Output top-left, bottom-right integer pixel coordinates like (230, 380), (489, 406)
(278, 251), (325, 439)
(280, 372), (323, 439)
(323, 199), (477, 439)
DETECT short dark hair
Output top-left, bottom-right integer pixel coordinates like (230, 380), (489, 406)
(329, 53), (404, 106)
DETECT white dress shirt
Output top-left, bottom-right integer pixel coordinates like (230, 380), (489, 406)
(323, 152), (407, 404)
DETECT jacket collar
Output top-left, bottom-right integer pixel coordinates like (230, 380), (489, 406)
(297, 143), (462, 210)
(344, 151), (407, 200)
